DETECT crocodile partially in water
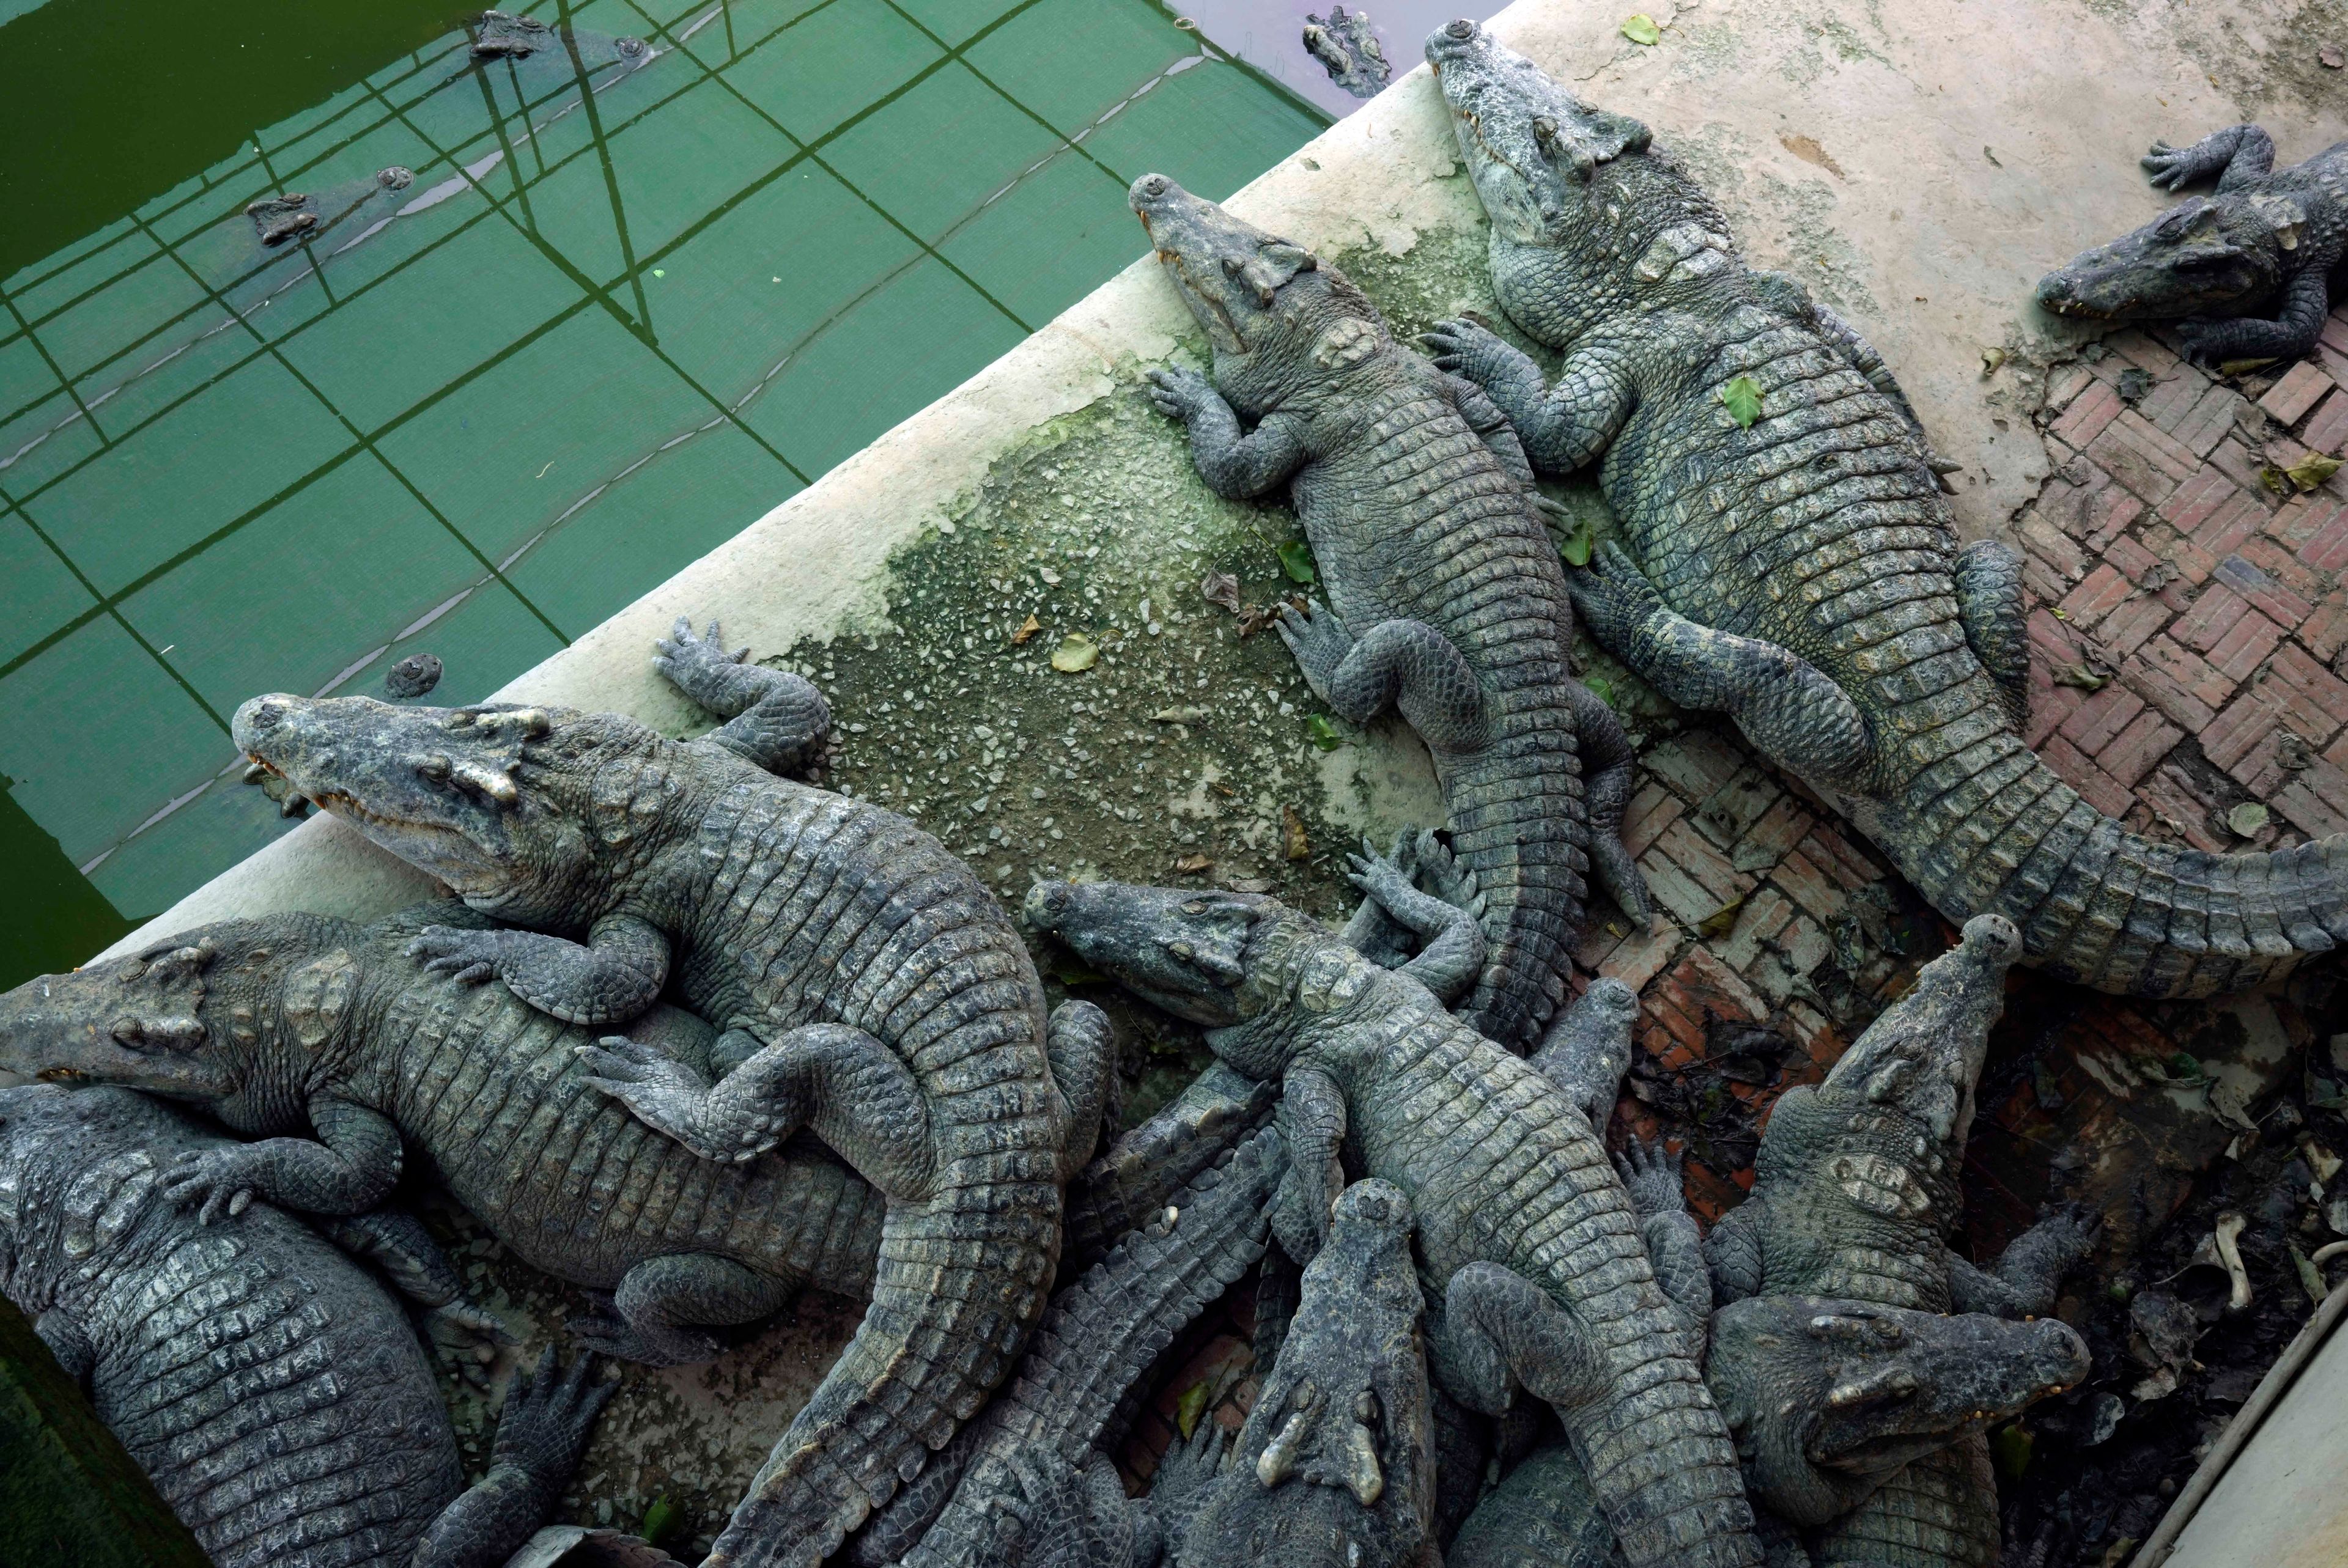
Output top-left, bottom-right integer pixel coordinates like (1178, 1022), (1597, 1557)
(1423, 19), (2348, 999)
(0, 1085), (608, 1568)
(1132, 174), (1651, 1050)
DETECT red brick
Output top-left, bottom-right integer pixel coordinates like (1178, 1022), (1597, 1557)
(2058, 563), (2133, 627)
(2261, 361), (2336, 425)
(2175, 584), (2251, 653)
(2205, 606), (2286, 681)
(2304, 391), (2348, 457)
(2139, 764), (2231, 851)
(2157, 466), (2243, 534)
(2040, 733), (2135, 818)
(1672, 945), (1772, 1023)
(2160, 383), (2246, 458)
(2087, 410), (2202, 504)
(2102, 533), (2161, 583)
(1644, 730), (1747, 801)
(2298, 498), (2348, 570)
(2099, 709), (2184, 787)
(1655, 819), (1749, 906)
(1804, 822), (1885, 887)
(2275, 773), (2348, 838)
(2259, 644), (2348, 743)
(1597, 923), (1680, 992)
(2126, 635), (2230, 729)
(1622, 781), (1683, 858)
(2099, 595), (2171, 659)
(2135, 521), (2218, 587)
(2058, 683), (2146, 754)
(2115, 334), (2187, 378)
(2302, 602), (2348, 666)
(2028, 606), (2078, 661)
(2202, 689), (2283, 770)
(1772, 850), (1846, 924)
(2323, 314), (2348, 358)
(2018, 512), (2086, 584)
(2213, 551), (2316, 629)
(2190, 487), (2270, 560)
(2235, 534), (2325, 616)
(2051, 379), (2124, 448)
(2028, 672), (2084, 748)
(2202, 436), (2278, 502)
(2043, 361), (2098, 412)
(1741, 795), (1815, 862)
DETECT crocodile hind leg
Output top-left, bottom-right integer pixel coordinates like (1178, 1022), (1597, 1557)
(577, 1026), (932, 1196)
(1422, 315), (1636, 473)
(1567, 542), (1872, 790)
(1954, 540), (2031, 729)
(1614, 1138), (1710, 1356)
(1272, 1065), (1347, 1263)
(1563, 677), (1656, 924)
(573, 1254), (797, 1366)
(2142, 123), (2275, 191)
(656, 615), (832, 776)
(1947, 1204), (2100, 1317)
(1276, 601), (1490, 751)
(1430, 1261), (1606, 1418)
(413, 1347), (615, 1565)
(1045, 1000), (1117, 1180)
(1527, 975), (1637, 1129)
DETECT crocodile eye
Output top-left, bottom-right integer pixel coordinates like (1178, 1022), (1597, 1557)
(1355, 1389), (1379, 1426)
(416, 754), (452, 784)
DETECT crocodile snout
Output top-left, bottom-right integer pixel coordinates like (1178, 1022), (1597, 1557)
(234, 695), (288, 742)
(1024, 882), (1072, 929)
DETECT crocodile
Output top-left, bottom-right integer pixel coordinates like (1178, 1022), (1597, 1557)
(1302, 6), (1390, 99)
(228, 619), (1099, 1568)
(1699, 916), (2098, 1568)
(1024, 878), (1759, 1568)
(1132, 173), (1653, 1050)
(2036, 127), (2348, 370)
(847, 1126), (1284, 1568)
(0, 1084), (609, 1568)
(1420, 19), (2348, 999)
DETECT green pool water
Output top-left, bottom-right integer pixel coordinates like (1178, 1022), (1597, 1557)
(0, 0), (1324, 987)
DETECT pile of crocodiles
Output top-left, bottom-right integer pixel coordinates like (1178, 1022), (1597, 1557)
(5, 13), (2338, 1568)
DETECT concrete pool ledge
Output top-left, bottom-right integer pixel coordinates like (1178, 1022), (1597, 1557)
(109, 0), (2345, 957)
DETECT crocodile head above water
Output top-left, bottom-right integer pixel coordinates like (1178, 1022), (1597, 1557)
(2036, 195), (2287, 323)
(0, 917), (358, 1130)
(1707, 1295), (2088, 1526)
(1180, 1178), (1438, 1568)
(1423, 18), (1653, 242)
(1129, 172), (1394, 418)
(234, 694), (645, 927)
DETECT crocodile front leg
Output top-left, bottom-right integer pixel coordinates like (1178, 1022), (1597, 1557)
(657, 615), (832, 776)
(2171, 260), (2336, 369)
(1146, 367), (1307, 498)
(577, 1026), (932, 1196)
(1568, 543), (1872, 790)
(1954, 539), (2031, 728)
(1947, 1205), (2100, 1318)
(408, 911), (670, 1027)
(2143, 123), (2276, 191)
(1277, 602), (1491, 752)
(574, 1254), (799, 1366)
(33, 1308), (95, 1385)
(315, 1209), (517, 1388)
(412, 1347), (614, 1567)
(1423, 316), (1635, 473)
(158, 1096), (403, 1223)
(1563, 677), (1656, 924)
(1432, 1261), (1607, 1417)
(1442, 370), (1538, 484)
(1345, 835), (1487, 1002)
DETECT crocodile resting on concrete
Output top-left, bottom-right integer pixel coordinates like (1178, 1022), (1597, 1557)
(0, 1084), (608, 1568)
(849, 1127), (1283, 1568)
(1027, 878), (1759, 1568)
(1133, 174), (1652, 1050)
(2037, 126), (2347, 371)
(231, 621), (1098, 1568)
(1704, 917), (2097, 1567)
(1423, 20), (2348, 999)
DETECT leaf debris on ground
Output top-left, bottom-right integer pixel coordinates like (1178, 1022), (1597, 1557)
(1283, 805), (1311, 861)
(1620, 13), (1662, 45)
(1277, 539), (1318, 585)
(1010, 613), (1042, 644)
(1719, 374), (1763, 427)
(1050, 633), (1099, 672)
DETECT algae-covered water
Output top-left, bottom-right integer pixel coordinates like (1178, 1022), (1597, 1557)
(0, 0), (1330, 987)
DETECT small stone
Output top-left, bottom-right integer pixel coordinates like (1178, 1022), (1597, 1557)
(385, 653), (444, 699)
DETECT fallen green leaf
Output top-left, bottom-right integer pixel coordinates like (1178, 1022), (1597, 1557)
(2220, 356), (2280, 377)
(2260, 464), (2296, 498)
(2292, 1243), (2327, 1307)
(1620, 12), (1662, 44)
(1305, 713), (1345, 752)
(2228, 801), (2270, 837)
(2286, 452), (2344, 491)
(1989, 1423), (2033, 1481)
(1175, 1381), (1212, 1439)
(1697, 899), (1744, 939)
(1559, 515), (1596, 566)
(1050, 633), (1099, 672)
(1719, 374), (1763, 427)
(1278, 539), (1318, 585)
(2053, 664), (2109, 692)
(641, 1495), (680, 1547)
(2166, 1051), (2204, 1082)
(1582, 674), (1614, 707)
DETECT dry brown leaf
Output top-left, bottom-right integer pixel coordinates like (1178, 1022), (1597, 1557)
(1010, 613), (1042, 645)
(1282, 806), (1310, 861)
(1173, 854), (1214, 874)
(1199, 569), (1242, 614)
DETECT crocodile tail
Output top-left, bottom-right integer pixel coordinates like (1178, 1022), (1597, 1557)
(1059, 1062), (1276, 1271)
(1445, 731), (1593, 1048)
(1887, 728), (2348, 998)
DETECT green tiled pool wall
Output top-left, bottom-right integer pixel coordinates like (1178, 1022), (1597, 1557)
(0, 0), (1323, 930)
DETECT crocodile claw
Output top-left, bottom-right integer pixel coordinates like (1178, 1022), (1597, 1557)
(160, 1147), (257, 1225)
(407, 927), (507, 987)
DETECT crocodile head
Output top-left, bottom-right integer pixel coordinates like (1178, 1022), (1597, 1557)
(234, 694), (652, 927)
(0, 916), (363, 1132)
(1183, 1179), (1436, 1567)
(1129, 174), (1392, 418)
(1424, 18), (1652, 243)
(1708, 1295), (2088, 1526)
(2036, 194), (2291, 324)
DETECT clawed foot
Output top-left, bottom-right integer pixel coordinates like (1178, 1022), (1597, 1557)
(1153, 1414), (1231, 1502)
(1270, 1155), (1342, 1265)
(567, 1297), (723, 1367)
(493, 1345), (617, 1480)
(1146, 366), (1214, 424)
(423, 1301), (519, 1390)
(1562, 541), (1666, 649)
(1420, 315), (1522, 389)
(1345, 833), (1422, 913)
(653, 616), (752, 708)
(2140, 141), (2204, 191)
(160, 1148), (259, 1225)
(1613, 1137), (1687, 1220)
(1274, 598), (1353, 705)
(2029, 1201), (2105, 1267)
(575, 1036), (725, 1157)
(408, 926), (509, 987)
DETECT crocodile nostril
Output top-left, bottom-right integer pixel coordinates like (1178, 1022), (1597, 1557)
(1024, 883), (1072, 926)
(1445, 18), (1476, 39)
